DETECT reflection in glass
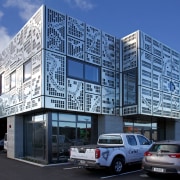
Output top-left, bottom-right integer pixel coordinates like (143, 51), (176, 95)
(24, 114), (46, 163)
(123, 70), (137, 105)
(124, 117), (157, 141)
(51, 113), (92, 163)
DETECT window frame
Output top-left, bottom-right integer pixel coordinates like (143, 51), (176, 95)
(67, 58), (100, 84)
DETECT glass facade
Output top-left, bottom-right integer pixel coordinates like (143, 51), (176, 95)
(123, 69), (137, 106)
(67, 58), (100, 84)
(24, 114), (46, 163)
(123, 116), (157, 141)
(51, 113), (96, 163)
(24, 112), (98, 164)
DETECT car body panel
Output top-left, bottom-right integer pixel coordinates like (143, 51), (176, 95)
(142, 140), (180, 175)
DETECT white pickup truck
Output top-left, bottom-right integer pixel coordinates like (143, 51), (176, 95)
(70, 133), (153, 174)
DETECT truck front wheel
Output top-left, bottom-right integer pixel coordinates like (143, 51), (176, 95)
(109, 157), (124, 174)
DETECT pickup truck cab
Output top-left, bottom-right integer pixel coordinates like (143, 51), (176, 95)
(70, 133), (153, 174)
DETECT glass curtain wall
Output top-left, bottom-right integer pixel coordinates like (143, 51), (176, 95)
(123, 116), (157, 141)
(51, 113), (92, 163)
(123, 69), (137, 106)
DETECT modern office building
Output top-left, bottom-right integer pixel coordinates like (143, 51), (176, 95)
(0, 5), (180, 164)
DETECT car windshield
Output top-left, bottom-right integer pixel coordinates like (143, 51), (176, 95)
(150, 144), (180, 153)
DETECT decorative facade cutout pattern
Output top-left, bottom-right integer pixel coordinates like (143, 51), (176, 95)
(46, 9), (66, 54)
(67, 78), (84, 111)
(45, 52), (66, 98)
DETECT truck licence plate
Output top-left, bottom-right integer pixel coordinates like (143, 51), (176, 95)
(80, 160), (85, 164)
(153, 167), (165, 172)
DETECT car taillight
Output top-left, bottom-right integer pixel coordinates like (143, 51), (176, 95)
(168, 153), (180, 158)
(95, 149), (100, 159)
(144, 151), (152, 156)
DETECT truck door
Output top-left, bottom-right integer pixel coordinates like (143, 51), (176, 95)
(125, 135), (141, 162)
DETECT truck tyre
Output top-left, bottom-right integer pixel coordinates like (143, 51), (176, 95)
(110, 157), (124, 174)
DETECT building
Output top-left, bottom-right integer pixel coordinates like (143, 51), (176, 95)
(0, 5), (180, 164)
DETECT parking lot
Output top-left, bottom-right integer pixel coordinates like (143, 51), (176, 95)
(0, 150), (179, 180)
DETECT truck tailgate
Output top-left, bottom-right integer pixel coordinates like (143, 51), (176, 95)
(70, 145), (97, 161)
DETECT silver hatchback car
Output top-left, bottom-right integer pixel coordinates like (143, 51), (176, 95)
(142, 140), (180, 177)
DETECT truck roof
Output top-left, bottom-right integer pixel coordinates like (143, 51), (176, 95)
(99, 133), (140, 136)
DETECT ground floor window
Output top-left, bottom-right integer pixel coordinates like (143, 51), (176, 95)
(24, 112), (98, 164)
(24, 114), (46, 163)
(51, 113), (97, 163)
(123, 116), (158, 141)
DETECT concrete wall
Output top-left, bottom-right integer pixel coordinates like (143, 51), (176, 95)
(174, 119), (180, 140)
(7, 115), (23, 159)
(98, 115), (123, 135)
(165, 120), (175, 140)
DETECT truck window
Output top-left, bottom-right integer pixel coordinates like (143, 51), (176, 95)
(126, 135), (137, 146)
(98, 135), (123, 144)
(137, 135), (150, 145)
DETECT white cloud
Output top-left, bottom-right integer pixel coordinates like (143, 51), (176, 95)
(0, 0), (42, 53)
(0, 27), (11, 53)
(65, 0), (95, 10)
(3, 0), (42, 21)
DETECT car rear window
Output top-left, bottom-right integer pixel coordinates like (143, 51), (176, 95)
(98, 135), (123, 144)
(150, 144), (180, 153)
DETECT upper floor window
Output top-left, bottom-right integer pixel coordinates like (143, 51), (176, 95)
(0, 72), (5, 95)
(85, 64), (100, 83)
(10, 71), (16, 89)
(67, 58), (100, 84)
(23, 59), (32, 82)
(68, 60), (83, 79)
(123, 69), (137, 106)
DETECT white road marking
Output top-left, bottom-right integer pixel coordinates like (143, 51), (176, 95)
(63, 166), (79, 170)
(101, 169), (143, 179)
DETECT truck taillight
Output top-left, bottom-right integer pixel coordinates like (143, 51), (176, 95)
(95, 149), (100, 159)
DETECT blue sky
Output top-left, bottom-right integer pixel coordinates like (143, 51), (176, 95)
(0, 0), (180, 53)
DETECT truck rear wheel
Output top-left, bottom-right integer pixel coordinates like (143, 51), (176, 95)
(110, 157), (124, 174)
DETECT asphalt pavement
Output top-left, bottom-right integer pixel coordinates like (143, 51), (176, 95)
(0, 150), (73, 180)
(1, 150), (179, 180)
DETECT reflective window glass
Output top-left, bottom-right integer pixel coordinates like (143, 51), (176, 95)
(0, 72), (5, 94)
(68, 59), (83, 79)
(10, 71), (16, 89)
(85, 64), (100, 83)
(24, 59), (32, 82)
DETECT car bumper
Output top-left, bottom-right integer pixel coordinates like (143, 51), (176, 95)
(69, 158), (101, 168)
(142, 163), (180, 175)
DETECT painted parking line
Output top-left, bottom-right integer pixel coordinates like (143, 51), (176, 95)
(63, 166), (79, 170)
(101, 169), (143, 179)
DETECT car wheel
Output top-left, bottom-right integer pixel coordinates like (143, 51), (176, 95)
(109, 157), (124, 174)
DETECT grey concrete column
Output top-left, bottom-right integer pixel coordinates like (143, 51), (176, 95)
(98, 115), (123, 136)
(174, 119), (180, 140)
(7, 115), (23, 159)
